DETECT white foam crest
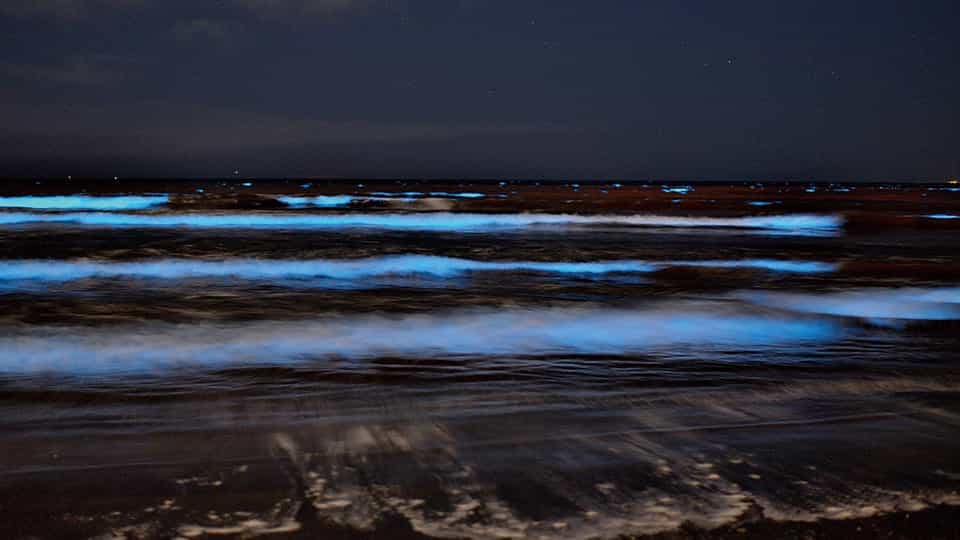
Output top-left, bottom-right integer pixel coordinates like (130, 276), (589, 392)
(0, 306), (840, 374)
(0, 211), (843, 235)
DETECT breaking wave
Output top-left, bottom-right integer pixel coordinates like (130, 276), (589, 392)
(0, 305), (840, 374)
(0, 212), (843, 235)
(0, 256), (836, 284)
(0, 195), (168, 210)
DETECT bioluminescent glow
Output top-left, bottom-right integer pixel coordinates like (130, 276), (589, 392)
(662, 186), (693, 194)
(0, 256), (836, 285)
(370, 191), (423, 197)
(676, 259), (836, 273)
(0, 256), (655, 282)
(368, 191), (486, 199)
(0, 195), (168, 210)
(427, 192), (486, 198)
(741, 287), (960, 321)
(277, 195), (356, 207)
(0, 212), (844, 235)
(748, 201), (782, 207)
(0, 306), (841, 374)
(925, 214), (959, 220)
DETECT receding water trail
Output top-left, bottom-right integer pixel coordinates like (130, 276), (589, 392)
(0, 211), (843, 235)
(0, 305), (840, 375)
(0, 195), (168, 210)
(0, 256), (836, 285)
(741, 287), (960, 322)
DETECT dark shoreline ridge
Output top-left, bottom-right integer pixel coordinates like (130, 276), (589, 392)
(637, 505), (960, 540)
(3, 454), (959, 540)
(3, 480), (959, 540)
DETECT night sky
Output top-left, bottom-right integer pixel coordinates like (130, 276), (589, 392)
(1, 0), (957, 180)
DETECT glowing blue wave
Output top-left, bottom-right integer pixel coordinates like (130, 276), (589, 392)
(675, 259), (836, 273)
(370, 191), (422, 197)
(0, 256), (836, 284)
(277, 195), (356, 207)
(0, 195), (168, 210)
(277, 193), (486, 207)
(0, 306), (840, 374)
(926, 214), (958, 220)
(0, 212), (843, 235)
(427, 192), (486, 198)
(369, 192), (486, 199)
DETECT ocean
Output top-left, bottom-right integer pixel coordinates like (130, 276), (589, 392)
(1, 180), (959, 539)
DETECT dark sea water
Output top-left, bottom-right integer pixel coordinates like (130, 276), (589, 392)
(1, 182), (959, 539)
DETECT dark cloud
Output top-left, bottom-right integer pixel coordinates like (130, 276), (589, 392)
(1, 0), (366, 20)
(173, 19), (238, 44)
(4, 55), (125, 85)
(233, 0), (367, 17)
(0, 99), (559, 159)
(0, 0), (144, 19)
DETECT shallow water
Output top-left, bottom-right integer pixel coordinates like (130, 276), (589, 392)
(1, 181), (959, 539)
